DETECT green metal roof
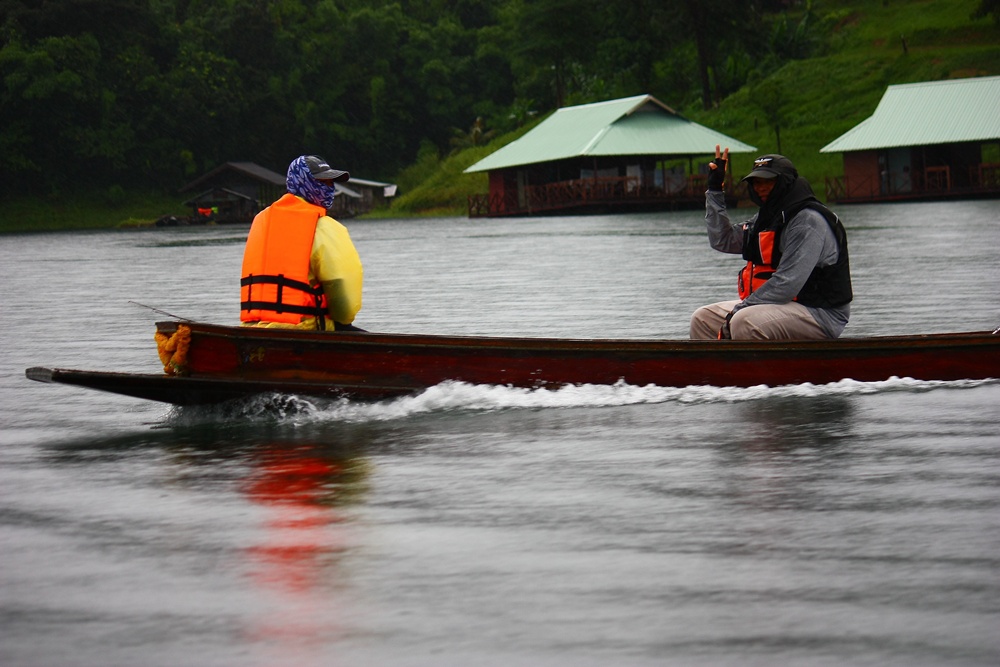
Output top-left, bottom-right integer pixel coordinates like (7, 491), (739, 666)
(464, 94), (756, 173)
(821, 76), (1000, 153)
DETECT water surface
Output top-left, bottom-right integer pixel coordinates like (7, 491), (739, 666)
(2, 201), (999, 666)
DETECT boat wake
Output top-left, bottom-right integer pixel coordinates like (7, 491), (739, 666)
(165, 376), (997, 424)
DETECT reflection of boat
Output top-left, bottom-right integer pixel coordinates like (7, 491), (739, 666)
(26, 321), (1000, 406)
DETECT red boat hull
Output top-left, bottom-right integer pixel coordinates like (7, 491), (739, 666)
(26, 322), (1000, 405)
(183, 321), (1000, 386)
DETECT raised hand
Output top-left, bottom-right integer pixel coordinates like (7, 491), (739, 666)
(707, 145), (730, 191)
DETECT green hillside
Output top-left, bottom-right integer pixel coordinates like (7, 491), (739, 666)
(390, 0), (1000, 216)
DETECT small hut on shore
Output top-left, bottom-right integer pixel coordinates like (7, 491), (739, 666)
(179, 162), (285, 224)
(177, 162), (397, 223)
(820, 76), (1000, 203)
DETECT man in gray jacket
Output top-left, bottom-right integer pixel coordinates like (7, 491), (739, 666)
(690, 146), (853, 340)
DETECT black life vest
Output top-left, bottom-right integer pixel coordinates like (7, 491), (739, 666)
(740, 202), (853, 308)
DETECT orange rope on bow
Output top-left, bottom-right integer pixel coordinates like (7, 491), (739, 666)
(155, 324), (191, 376)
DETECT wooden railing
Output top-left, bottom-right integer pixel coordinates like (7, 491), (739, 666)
(924, 165), (950, 191)
(468, 175), (730, 217)
(825, 162), (1000, 203)
(974, 162), (1000, 188)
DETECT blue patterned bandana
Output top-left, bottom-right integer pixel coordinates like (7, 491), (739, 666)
(286, 155), (336, 209)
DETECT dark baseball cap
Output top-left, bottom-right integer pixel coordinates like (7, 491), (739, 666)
(304, 155), (350, 182)
(741, 154), (797, 181)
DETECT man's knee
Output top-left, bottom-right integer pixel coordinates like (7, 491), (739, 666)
(691, 301), (742, 339)
(690, 306), (720, 339)
(728, 309), (760, 339)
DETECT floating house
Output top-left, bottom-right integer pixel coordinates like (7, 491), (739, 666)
(179, 162), (285, 224)
(463, 94), (756, 217)
(178, 162), (397, 223)
(820, 76), (1000, 203)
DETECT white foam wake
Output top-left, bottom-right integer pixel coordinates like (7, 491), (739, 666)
(166, 376), (997, 424)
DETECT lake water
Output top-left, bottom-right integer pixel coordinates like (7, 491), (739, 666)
(2, 201), (999, 667)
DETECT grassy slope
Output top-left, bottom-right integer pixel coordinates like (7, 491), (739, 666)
(685, 0), (1000, 190)
(2, 0), (996, 231)
(378, 122), (539, 218)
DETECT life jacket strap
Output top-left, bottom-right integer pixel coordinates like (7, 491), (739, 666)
(241, 274), (326, 327)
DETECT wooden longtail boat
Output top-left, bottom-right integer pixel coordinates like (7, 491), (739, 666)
(24, 321), (1000, 406)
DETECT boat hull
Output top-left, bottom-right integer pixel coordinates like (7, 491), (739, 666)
(25, 322), (1000, 405)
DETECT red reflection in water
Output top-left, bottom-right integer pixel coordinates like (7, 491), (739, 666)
(241, 447), (360, 656)
(245, 456), (345, 593)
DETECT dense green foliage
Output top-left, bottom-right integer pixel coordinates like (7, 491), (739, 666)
(0, 0), (864, 192)
(1, 0), (998, 229)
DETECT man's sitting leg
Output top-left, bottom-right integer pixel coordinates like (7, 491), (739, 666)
(729, 303), (828, 340)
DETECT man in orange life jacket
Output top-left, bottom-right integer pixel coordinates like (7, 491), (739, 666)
(690, 145), (852, 340)
(240, 155), (365, 331)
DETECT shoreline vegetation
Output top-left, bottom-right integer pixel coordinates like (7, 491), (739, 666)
(2, 0), (997, 235)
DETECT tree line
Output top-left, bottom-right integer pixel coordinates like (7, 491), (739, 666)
(2, 0), (987, 197)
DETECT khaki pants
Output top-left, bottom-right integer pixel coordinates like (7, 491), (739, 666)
(689, 300), (830, 340)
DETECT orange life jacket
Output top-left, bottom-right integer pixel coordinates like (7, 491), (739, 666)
(240, 193), (328, 326)
(738, 228), (776, 300)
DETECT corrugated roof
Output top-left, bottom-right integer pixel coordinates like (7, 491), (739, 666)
(180, 162), (396, 194)
(228, 161), (286, 184)
(464, 94), (756, 173)
(821, 76), (1000, 153)
(348, 177), (394, 187)
(180, 161), (285, 192)
(335, 183), (361, 199)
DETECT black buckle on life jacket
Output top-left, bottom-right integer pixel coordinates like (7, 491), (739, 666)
(241, 274), (327, 328)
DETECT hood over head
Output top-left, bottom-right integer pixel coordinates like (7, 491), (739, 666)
(743, 154), (821, 219)
(743, 154), (805, 211)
